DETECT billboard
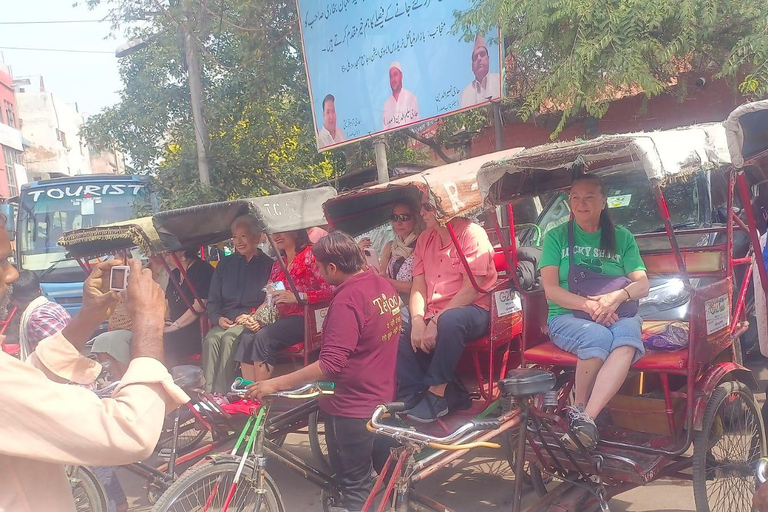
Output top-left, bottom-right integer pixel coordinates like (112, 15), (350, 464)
(295, 0), (502, 151)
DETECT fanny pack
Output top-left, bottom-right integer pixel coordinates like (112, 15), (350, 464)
(567, 221), (638, 320)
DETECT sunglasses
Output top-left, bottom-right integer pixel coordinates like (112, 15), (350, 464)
(421, 202), (435, 212)
(390, 213), (413, 222)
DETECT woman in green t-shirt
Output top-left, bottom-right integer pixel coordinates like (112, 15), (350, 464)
(539, 174), (650, 450)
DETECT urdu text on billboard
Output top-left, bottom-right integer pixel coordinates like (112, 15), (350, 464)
(296, 0), (502, 151)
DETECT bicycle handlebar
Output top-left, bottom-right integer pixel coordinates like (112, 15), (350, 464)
(367, 402), (503, 449)
(229, 378), (335, 399)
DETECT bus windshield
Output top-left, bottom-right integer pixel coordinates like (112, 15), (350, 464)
(18, 183), (150, 274)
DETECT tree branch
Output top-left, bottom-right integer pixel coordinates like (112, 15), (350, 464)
(403, 129), (456, 164)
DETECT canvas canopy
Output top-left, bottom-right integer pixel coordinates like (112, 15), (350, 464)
(58, 216), (165, 259)
(324, 148), (523, 236)
(153, 187), (337, 250)
(479, 124), (731, 206)
(724, 100), (768, 169)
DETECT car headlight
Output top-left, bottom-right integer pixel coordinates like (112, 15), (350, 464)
(639, 278), (691, 310)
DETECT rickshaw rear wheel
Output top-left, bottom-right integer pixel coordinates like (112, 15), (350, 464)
(693, 380), (766, 512)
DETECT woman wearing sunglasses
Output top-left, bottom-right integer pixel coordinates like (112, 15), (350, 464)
(360, 201), (421, 318)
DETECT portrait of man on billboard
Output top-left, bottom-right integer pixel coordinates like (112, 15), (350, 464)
(383, 61), (420, 130)
(459, 34), (501, 108)
(318, 94), (346, 147)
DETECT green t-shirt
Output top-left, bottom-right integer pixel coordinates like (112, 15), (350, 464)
(539, 222), (646, 321)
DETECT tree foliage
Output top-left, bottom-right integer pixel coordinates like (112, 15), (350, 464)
(455, 0), (768, 137)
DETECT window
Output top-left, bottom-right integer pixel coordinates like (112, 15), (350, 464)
(3, 101), (16, 128)
(3, 147), (19, 196)
(56, 129), (67, 148)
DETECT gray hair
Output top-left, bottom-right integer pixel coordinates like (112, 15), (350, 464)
(230, 214), (262, 236)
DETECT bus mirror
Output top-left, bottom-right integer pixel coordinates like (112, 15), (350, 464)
(0, 204), (15, 241)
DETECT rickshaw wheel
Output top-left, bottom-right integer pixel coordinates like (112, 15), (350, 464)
(155, 415), (208, 455)
(68, 466), (108, 512)
(693, 381), (766, 512)
(309, 410), (332, 474)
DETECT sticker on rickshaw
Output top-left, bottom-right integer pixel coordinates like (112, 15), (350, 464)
(705, 294), (730, 335)
(494, 290), (522, 317)
(315, 307), (329, 333)
(607, 194), (632, 208)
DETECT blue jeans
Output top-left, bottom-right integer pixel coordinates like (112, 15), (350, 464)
(547, 314), (644, 364)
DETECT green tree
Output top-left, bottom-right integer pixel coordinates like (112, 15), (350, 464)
(455, 0), (768, 137)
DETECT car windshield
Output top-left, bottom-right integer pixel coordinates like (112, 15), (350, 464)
(537, 177), (702, 239)
(18, 184), (150, 273)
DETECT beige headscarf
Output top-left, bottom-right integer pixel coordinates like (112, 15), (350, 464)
(391, 232), (418, 261)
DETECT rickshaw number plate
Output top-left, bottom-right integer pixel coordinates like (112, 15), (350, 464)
(494, 290), (522, 317)
(315, 307), (329, 333)
(705, 294), (730, 335)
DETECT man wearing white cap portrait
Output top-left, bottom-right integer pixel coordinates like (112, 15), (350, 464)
(383, 61), (420, 129)
(459, 34), (501, 108)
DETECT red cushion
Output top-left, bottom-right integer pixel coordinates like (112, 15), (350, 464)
(279, 342), (304, 354)
(524, 341), (688, 372)
(493, 251), (509, 272)
(2, 344), (19, 356)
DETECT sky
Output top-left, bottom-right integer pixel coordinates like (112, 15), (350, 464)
(1, 1), (124, 116)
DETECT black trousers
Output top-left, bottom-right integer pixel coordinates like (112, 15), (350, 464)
(397, 305), (490, 397)
(325, 414), (379, 511)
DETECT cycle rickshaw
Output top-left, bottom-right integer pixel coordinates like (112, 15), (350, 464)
(472, 100), (768, 511)
(323, 147), (526, 406)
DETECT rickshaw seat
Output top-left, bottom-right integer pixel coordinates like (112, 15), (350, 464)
(499, 369), (556, 397)
(524, 341), (689, 372)
(493, 251), (509, 272)
(170, 365), (205, 388)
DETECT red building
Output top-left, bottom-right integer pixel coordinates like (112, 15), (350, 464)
(0, 63), (26, 198)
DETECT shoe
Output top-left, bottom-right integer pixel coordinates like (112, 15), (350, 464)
(406, 392), (449, 424)
(397, 392), (424, 414)
(561, 405), (599, 450)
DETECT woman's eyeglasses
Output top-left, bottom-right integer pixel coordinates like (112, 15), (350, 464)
(390, 213), (413, 222)
(421, 202), (435, 212)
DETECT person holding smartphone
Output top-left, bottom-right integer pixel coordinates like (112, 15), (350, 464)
(234, 229), (333, 382)
(358, 201), (422, 321)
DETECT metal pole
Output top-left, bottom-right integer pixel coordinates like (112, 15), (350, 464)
(374, 136), (389, 184)
(182, 0), (211, 188)
(492, 101), (504, 151)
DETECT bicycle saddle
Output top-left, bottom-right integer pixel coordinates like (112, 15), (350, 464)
(170, 365), (205, 389)
(498, 369), (555, 397)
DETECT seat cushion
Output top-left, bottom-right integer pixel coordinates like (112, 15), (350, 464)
(465, 335), (510, 352)
(2, 344), (19, 356)
(524, 341), (689, 372)
(279, 342), (304, 354)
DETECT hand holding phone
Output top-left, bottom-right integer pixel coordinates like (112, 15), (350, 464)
(363, 248), (381, 273)
(109, 265), (131, 291)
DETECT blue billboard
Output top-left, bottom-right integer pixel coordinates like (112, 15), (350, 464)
(296, 0), (502, 151)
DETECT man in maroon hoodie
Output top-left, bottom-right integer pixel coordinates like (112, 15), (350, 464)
(248, 231), (401, 511)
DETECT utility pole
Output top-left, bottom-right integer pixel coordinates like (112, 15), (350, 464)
(374, 136), (389, 184)
(182, 0), (211, 188)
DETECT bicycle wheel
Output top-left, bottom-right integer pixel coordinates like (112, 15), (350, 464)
(152, 458), (285, 512)
(68, 466), (108, 512)
(693, 380), (766, 512)
(309, 410), (332, 474)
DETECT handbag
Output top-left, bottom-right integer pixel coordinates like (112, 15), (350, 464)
(567, 221), (639, 320)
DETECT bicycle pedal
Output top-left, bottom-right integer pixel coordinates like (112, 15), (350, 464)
(157, 448), (172, 461)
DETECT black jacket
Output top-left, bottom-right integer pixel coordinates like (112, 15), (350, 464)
(207, 250), (274, 325)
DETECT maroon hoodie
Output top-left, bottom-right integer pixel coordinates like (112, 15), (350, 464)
(318, 269), (401, 418)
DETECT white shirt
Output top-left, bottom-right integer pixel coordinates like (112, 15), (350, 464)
(317, 125), (346, 148)
(382, 89), (419, 129)
(459, 73), (501, 108)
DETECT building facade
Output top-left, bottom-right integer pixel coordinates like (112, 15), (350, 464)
(0, 63), (27, 198)
(14, 75), (92, 179)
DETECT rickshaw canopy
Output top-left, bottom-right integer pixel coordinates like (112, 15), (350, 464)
(323, 148), (524, 236)
(724, 100), (768, 169)
(58, 216), (165, 259)
(153, 187), (337, 250)
(479, 124), (730, 206)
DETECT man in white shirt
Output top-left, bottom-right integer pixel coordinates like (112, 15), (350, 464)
(317, 94), (346, 148)
(459, 34), (501, 108)
(383, 62), (419, 129)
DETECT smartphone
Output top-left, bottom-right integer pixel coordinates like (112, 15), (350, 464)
(363, 248), (381, 273)
(273, 281), (286, 291)
(110, 265), (131, 291)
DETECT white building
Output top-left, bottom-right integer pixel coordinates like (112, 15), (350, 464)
(13, 75), (92, 179)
